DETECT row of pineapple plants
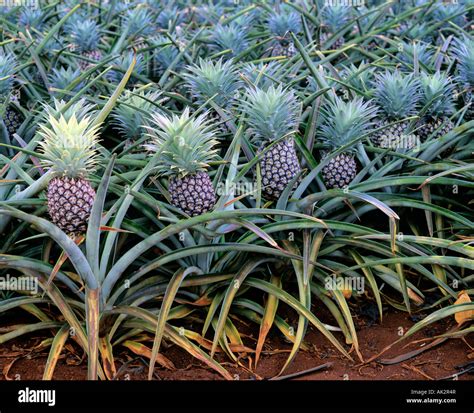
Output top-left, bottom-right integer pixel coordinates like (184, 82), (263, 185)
(0, 0), (472, 380)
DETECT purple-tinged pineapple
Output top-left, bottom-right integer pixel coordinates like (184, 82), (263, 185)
(0, 53), (22, 139)
(267, 11), (301, 58)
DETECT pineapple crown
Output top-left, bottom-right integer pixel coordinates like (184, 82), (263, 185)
(240, 61), (281, 90)
(267, 11), (302, 39)
(419, 72), (456, 117)
(373, 71), (421, 120)
(320, 5), (353, 33)
(111, 89), (163, 141)
(70, 19), (101, 53)
(432, 2), (467, 27)
(123, 7), (155, 37)
(152, 35), (182, 74)
(340, 62), (375, 93)
(144, 107), (219, 178)
(210, 23), (249, 58)
(399, 42), (434, 70)
(48, 67), (83, 97)
(107, 52), (145, 85)
(453, 36), (474, 89)
(183, 58), (241, 109)
(38, 114), (101, 178)
(318, 96), (378, 150)
(18, 7), (46, 31)
(239, 84), (301, 145)
(157, 6), (185, 29)
(40, 98), (97, 125)
(0, 52), (16, 98)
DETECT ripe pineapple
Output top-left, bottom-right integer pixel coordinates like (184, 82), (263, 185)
(371, 71), (421, 150)
(240, 85), (302, 200)
(319, 4), (353, 50)
(318, 97), (377, 189)
(37, 112), (101, 235)
(452, 37), (474, 120)
(70, 19), (102, 71)
(111, 89), (163, 146)
(183, 58), (241, 131)
(267, 11), (301, 58)
(210, 22), (249, 59)
(417, 72), (456, 140)
(0, 53), (22, 139)
(145, 108), (219, 217)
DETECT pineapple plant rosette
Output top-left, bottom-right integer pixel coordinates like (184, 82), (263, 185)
(371, 71), (421, 150)
(70, 19), (102, 71)
(145, 108), (219, 217)
(319, 4), (353, 50)
(318, 97), (377, 189)
(240, 85), (302, 200)
(417, 72), (456, 140)
(267, 10), (302, 58)
(37, 111), (101, 235)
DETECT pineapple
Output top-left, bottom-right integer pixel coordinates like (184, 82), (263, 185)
(209, 22), (249, 59)
(18, 7), (46, 32)
(151, 35), (182, 78)
(371, 71), (421, 149)
(318, 97), (377, 189)
(70, 19), (102, 71)
(0, 53), (22, 139)
(107, 51), (145, 87)
(452, 36), (474, 120)
(240, 85), (302, 200)
(267, 11), (301, 58)
(398, 42), (434, 71)
(37, 112), (101, 235)
(319, 4), (353, 50)
(123, 7), (155, 50)
(48, 67), (83, 99)
(145, 108), (219, 216)
(111, 89), (163, 146)
(417, 72), (456, 140)
(183, 58), (241, 131)
(240, 61), (281, 90)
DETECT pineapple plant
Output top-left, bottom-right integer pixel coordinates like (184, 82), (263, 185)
(267, 10), (301, 58)
(417, 72), (456, 140)
(151, 35), (182, 78)
(0, 53), (22, 139)
(240, 85), (302, 200)
(37, 111), (101, 235)
(318, 97), (377, 189)
(123, 7), (155, 51)
(145, 108), (219, 216)
(371, 71), (421, 149)
(107, 52), (145, 87)
(48, 66), (83, 99)
(398, 42), (434, 71)
(452, 36), (474, 120)
(319, 4), (353, 50)
(70, 19), (102, 71)
(209, 22), (249, 59)
(18, 7), (47, 32)
(240, 61), (281, 90)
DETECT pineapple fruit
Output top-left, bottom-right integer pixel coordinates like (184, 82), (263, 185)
(37, 111), (101, 235)
(70, 19), (102, 71)
(417, 72), (456, 140)
(145, 108), (218, 217)
(319, 4), (352, 50)
(0, 53), (22, 139)
(267, 11), (301, 58)
(319, 97), (377, 189)
(240, 85), (302, 200)
(452, 36), (474, 120)
(371, 71), (421, 150)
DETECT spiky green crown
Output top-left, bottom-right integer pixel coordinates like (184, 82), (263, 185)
(453, 37), (474, 89)
(71, 20), (100, 52)
(111, 89), (163, 141)
(210, 23), (249, 58)
(319, 97), (377, 150)
(0, 53), (16, 98)
(49, 67), (83, 97)
(321, 5), (352, 33)
(40, 98), (97, 125)
(432, 3), (467, 27)
(240, 61), (281, 90)
(184, 58), (241, 109)
(124, 7), (155, 37)
(341, 62), (374, 93)
(157, 6), (185, 29)
(373, 71), (421, 119)
(240, 85), (301, 145)
(38, 114), (101, 178)
(19, 8), (46, 30)
(419, 72), (455, 117)
(152, 35), (182, 73)
(267, 11), (302, 39)
(107, 52), (144, 84)
(399, 42), (434, 69)
(145, 107), (219, 178)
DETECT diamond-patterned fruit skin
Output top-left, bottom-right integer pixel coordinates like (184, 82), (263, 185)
(47, 176), (96, 235)
(319, 32), (345, 50)
(417, 117), (454, 141)
(169, 171), (216, 216)
(371, 120), (419, 150)
(271, 41), (297, 58)
(322, 152), (357, 189)
(259, 138), (302, 200)
(79, 50), (102, 71)
(3, 107), (21, 137)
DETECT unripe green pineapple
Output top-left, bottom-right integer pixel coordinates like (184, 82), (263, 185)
(318, 97), (377, 189)
(37, 110), (101, 235)
(319, 4), (353, 50)
(145, 108), (219, 216)
(70, 19), (102, 71)
(267, 11), (301, 58)
(0, 53), (22, 139)
(417, 72), (456, 140)
(452, 36), (474, 120)
(372, 71), (421, 149)
(240, 85), (302, 200)
(111, 89), (163, 146)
